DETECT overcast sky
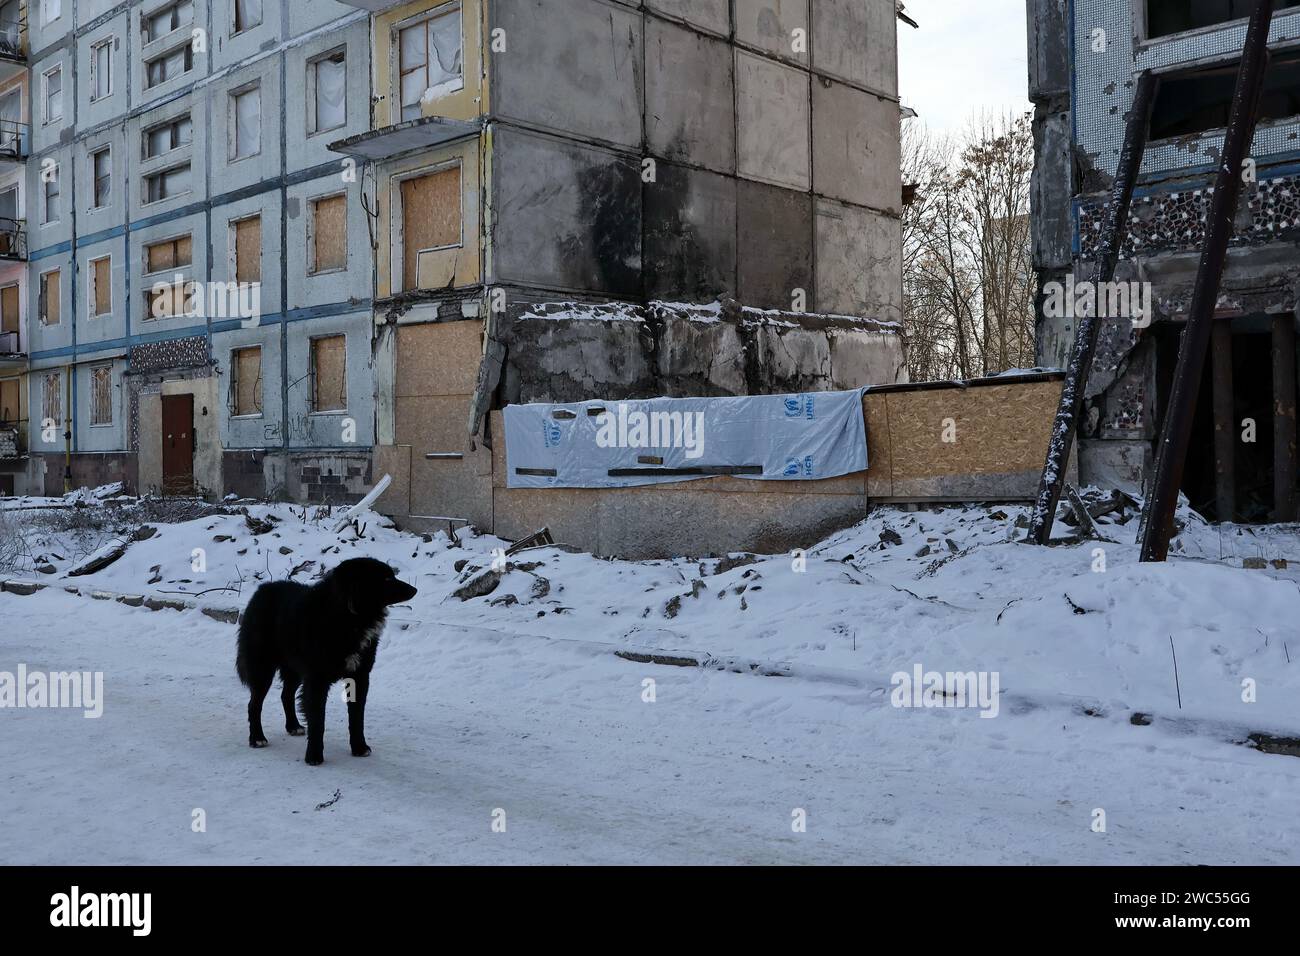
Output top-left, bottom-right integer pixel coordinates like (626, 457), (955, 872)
(896, 0), (1033, 137)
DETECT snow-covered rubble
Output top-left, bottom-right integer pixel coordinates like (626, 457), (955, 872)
(4, 488), (1299, 736)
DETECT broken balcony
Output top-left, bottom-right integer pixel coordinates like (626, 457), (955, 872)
(327, 114), (478, 163)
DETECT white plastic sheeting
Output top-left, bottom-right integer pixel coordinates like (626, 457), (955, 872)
(505, 390), (868, 489)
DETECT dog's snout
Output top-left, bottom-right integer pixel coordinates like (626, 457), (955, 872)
(391, 579), (418, 603)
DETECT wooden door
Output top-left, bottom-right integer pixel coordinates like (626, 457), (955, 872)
(161, 393), (194, 495)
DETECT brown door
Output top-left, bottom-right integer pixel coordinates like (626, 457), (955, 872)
(161, 393), (194, 495)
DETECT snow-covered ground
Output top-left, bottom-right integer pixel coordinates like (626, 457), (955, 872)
(1, 491), (1298, 864)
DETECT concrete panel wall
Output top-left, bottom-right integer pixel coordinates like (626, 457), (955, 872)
(644, 18), (734, 174)
(643, 163), (737, 302)
(491, 0), (643, 149)
(811, 0), (897, 97)
(736, 178), (813, 311)
(490, 126), (641, 297)
(735, 51), (810, 190)
(815, 198), (902, 323)
(812, 79), (900, 213)
(736, 0), (810, 66)
(645, 0), (729, 36)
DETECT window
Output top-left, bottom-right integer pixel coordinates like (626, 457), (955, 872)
(308, 194), (346, 274)
(311, 335), (346, 412)
(143, 114), (192, 158)
(42, 0), (60, 26)
(43, 165), (59, 224)
(42, 371), (61, 427)
(90, 38), (113, 101)
(230, 346), (262, 416)
(89, 256), (111, 317)
(145, 277), (194, 319)
(397, 5), (463, 122)
(145, 41), (193, 88)
(1146, 1), (1300, 41)
(309, 50), (346, 134)
(1151, 50), (1300, 140)
(143, 0), (193, 43)
(232, 216), (261, 283)
(144, 163), (191, 203)
(0, 377), (17, 425)
(145, 234), (192, 274)
(0, 283), (17, 334)
(230, 85), (261, 160)
(233, 0), (262, 35)
(89, 364), (112, 426)
(399, 165), (461, 291)
(39, 269), (59, 325)
(91, 147), (111, 208)
(43, 66), (62, 124)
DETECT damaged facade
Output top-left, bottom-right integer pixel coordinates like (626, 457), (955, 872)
(332, 0), (907, 529)
(1, 0), (906, 525)
(1030, 0), (1300, 521)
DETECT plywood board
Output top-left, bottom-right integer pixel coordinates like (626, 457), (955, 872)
(401, 166), (461, 291)
(234, 217), (261, 284)
(312, 195), (347, 273)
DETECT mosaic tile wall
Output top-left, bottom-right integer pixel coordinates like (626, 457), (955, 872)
(1073, 3), (1300, 181)
(1077, 167), (1300, 258)
(128, 336), (210, 374)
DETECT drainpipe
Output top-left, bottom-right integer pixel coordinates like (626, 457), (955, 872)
(63, 363), (71, 494)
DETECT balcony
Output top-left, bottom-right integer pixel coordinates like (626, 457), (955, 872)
(328, 115), (478, 162)
(0, 119), (28, 161)
(0, 14), (24, 82)
(0, 217), (26, 260)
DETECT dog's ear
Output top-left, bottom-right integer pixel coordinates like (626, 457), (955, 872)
(327, 564), (359, 616)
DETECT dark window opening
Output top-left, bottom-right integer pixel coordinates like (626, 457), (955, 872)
(1150, 49), (1300, 140)
(1148, 0), (1300, 40)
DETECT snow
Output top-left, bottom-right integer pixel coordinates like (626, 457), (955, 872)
(2, 493), (1299, 863)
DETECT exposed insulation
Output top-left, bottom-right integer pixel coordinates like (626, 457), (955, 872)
(401, 165), (461, 291)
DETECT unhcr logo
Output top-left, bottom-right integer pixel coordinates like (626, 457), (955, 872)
(1042, 275), (1152, 327)
(784, 394), (815, 419)
(594, 403), (705, 459)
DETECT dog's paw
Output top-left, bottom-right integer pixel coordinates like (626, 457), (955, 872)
(249, 738), (269, 748)
(286, 726), (306, 737)
(350, 744), (372, 757)
(304, 749), (324, 766)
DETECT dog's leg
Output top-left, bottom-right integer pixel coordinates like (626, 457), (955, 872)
(247, 669), (274, 748)
(301, 679), (328, 765)
(347, 672), (371, 757)
(281, 669), (304, 736)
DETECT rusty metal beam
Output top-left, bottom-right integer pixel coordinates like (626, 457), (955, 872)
(1273, 313), (1297, 521)
(1028, 70), (1156, 544)
(1139, 0), (1276, 561)
(1211, 320), (1236, 521)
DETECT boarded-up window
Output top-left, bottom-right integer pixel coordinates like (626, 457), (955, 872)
(400, 165), (461, 291)
(91, 257), (111, 316)
(39, 270), (60, 325)
(233, 216), (261, 283)
(145, 279), (195, 320)
(311, 335), (346, 412)
(310, 194), (346, 274)
(90, 365), (112, 426)
(0, 283), (17, 333)
(42, 372), (61, 426)
(0, 377), (17, 425)
(145, 234), (192, 274)
(231, 346), (262, 416)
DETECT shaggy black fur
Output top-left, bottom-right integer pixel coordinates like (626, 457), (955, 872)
(236, 558), (418, 765)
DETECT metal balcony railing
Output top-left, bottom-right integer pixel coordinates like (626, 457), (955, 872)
(0, 119), (28, 160)
(0, 217), (26, 260)
(0, 17), (26, 62)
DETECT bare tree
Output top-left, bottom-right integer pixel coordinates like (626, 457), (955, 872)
(902, 112), (1035, 382)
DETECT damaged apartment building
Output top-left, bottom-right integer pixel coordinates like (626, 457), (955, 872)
(1030, 0), (1300, 522)
(1, 0), (907, 518)
(331, 0), (907, 529)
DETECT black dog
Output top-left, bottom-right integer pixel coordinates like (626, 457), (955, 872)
(236, 557), (417, 765)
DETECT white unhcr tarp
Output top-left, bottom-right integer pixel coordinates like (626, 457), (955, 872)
(504, 390), (868, 489)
